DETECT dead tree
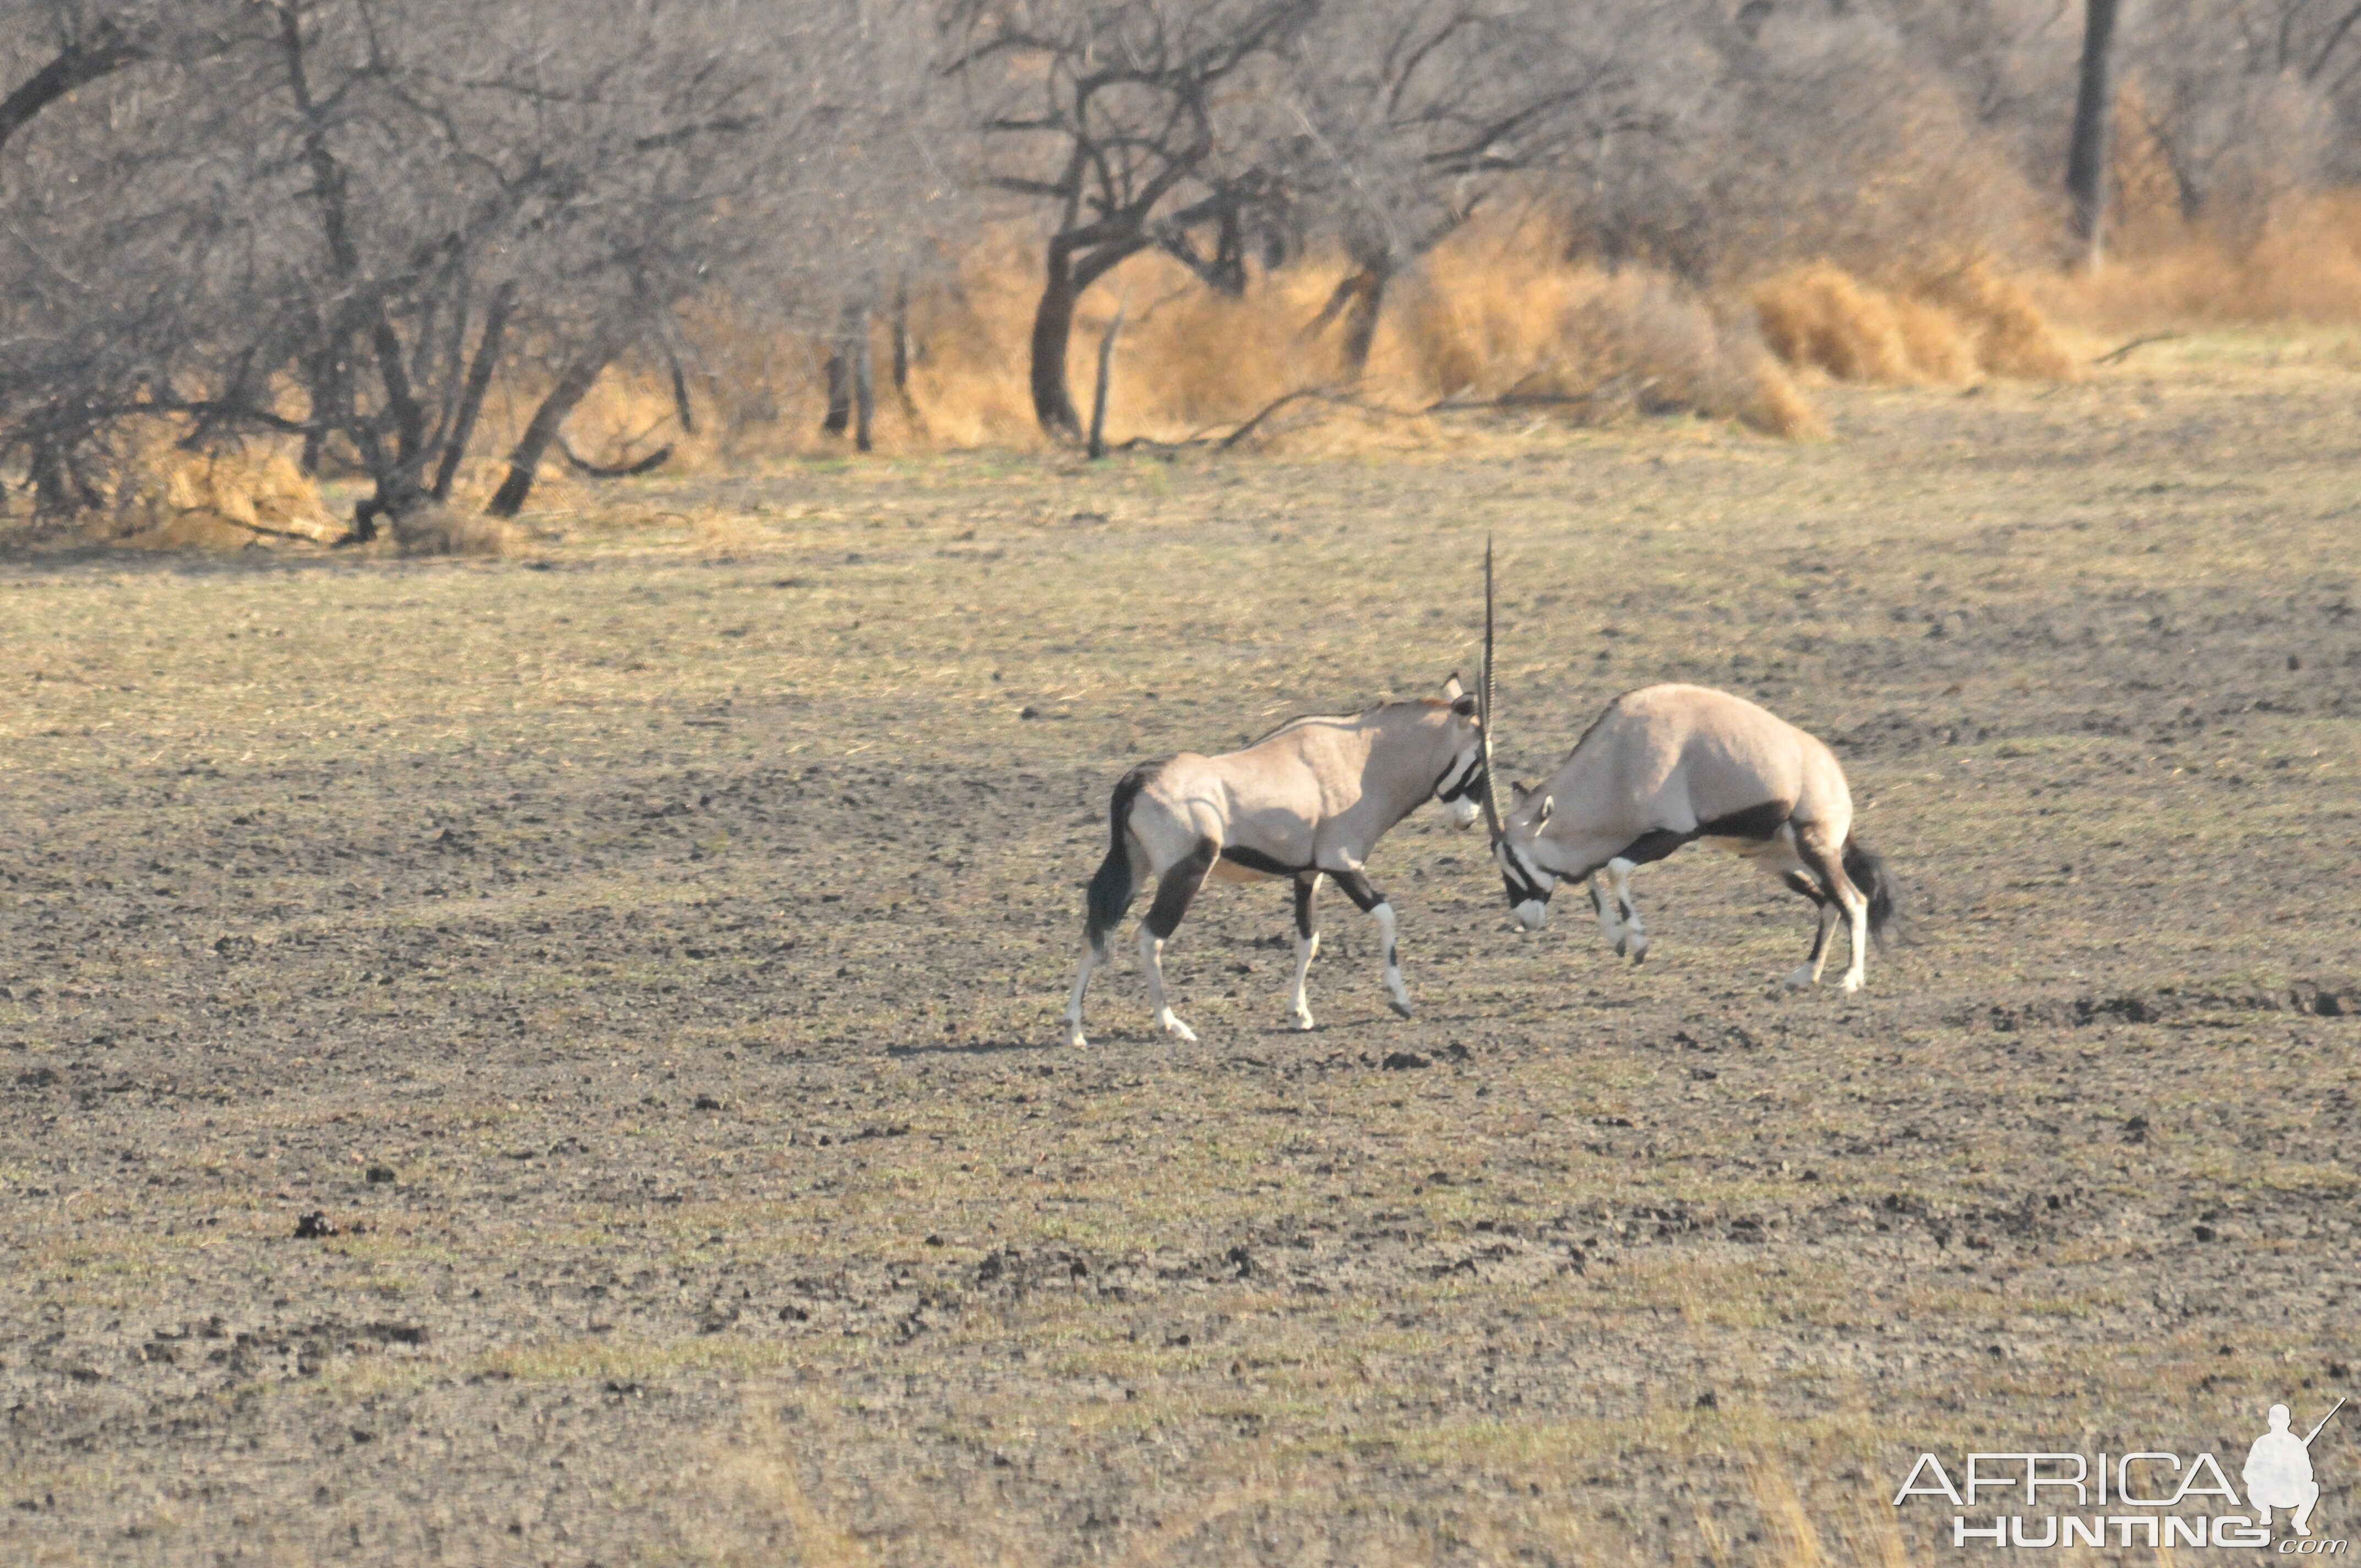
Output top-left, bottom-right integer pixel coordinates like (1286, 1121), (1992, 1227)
(820, 300), (876, 450)
(487, 334), (622, 518)
(946, 0), (1315, 437)
(1286, 1), (1658, 372)
(0, 16), (148, 160)
(2065, 0), (2123, 267)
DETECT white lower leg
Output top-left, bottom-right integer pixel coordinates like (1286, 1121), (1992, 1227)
(1290, 931), (1319, 1030)
(1608, 858), (1647, 961)
(1065, 941), (1101, 1045)
(1840, 896), (1868, 992)
(1372, 902), (1412, 1017)
(1139, 925), (1197, 1042)
(1791, 903), (1838, 989)
(1591, 874), (1626, 951)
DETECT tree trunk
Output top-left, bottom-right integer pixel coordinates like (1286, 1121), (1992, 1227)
(29, 437), (78, 518)
(1340, 266), (1390, 374)
(1030, 241), (1085, 437)
(667, 352), (697, 435)
(487, 340), (617, 518)
(432, 282), (513, 503)
(2066, 0), (2123, 269)
(1087, 299), (1126, 460)
(821, 344), (851, 436)
(890, 275), (926, 436)
(851, 303), (875, 453)
(891, 276), (914, 395)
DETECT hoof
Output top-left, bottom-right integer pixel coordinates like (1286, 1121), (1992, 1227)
(1067, 1027), (1089, 1048)
(1782, 965), (1816, 990)
(1388, 999), (1413, 1020)
(1628, 938), (1649, 965)
(1612, 937), (1628, 958)
(1156, 1011), (1199, 1043)
(1840, 973), (1864, 994)
(1294, 1011), (1316, 1032)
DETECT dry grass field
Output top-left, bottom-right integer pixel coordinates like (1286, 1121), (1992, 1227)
(2, 335), (2357, 1566)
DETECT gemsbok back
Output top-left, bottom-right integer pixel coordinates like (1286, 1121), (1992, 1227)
(1474, 550), (1897, 990)
(1065, 678), (1488, 1047)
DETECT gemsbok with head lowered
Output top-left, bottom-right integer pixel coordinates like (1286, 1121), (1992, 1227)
(1475, 548), (1897, 990)
(1065, 678), (1488, 1048)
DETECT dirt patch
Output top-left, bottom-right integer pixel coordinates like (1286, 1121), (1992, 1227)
(2, 350), (2357, 1564)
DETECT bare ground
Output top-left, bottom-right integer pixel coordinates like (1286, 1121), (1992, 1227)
(2, 336), (2358, 1566)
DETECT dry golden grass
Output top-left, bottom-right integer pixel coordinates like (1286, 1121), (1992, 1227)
(29, 424), (344, 549)
(40, 186), (2361, 559)
(2041, 192), (2361, 331)
(1753, 263), (2074, 386)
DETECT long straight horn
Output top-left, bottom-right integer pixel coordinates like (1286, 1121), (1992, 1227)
(1477, 535), (1506, 843)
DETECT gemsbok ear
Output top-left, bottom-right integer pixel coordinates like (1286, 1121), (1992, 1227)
(1449, 693), (1477, 716)
(1537, 794), (1554, 826)
(1441, 672), (1466, 700)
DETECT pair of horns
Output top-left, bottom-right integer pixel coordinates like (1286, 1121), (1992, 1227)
(1477, 536), (1508, 845)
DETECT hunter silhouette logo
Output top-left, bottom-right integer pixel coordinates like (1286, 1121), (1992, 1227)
(1892, 1395), (2348, 1550)
(2249, 1399), (2345, 1540)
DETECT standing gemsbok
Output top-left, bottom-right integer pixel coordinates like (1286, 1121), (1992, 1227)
(1473, 548), (1897, 990)
(1065, 678), (1488, 1047)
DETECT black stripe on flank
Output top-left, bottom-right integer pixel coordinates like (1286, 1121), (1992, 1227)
(1220, 845), (1304, 878)
(1696, 801), (1791, 842)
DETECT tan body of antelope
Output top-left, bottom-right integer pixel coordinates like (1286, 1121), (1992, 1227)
(1473, 548), (1895, 990)
(1066, 678), (1487, 1047)
(1489, 685), (1895, 989)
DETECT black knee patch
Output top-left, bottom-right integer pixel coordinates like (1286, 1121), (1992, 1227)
(1332, 869), (1384, 914)
(1145, 842), (1215, 939)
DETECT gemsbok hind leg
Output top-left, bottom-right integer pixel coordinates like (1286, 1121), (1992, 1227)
(1140, 840), (1218, 1042)
(1290, 873), (1323, 1031)
(1793, 824), (1869, 992)
(1330, 868), (1413, 1019)
(1771, 874), (1840, 992)
(1068, 836), (1147, 1047)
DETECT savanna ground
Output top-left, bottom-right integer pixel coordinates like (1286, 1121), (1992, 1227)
(3, 336), (2358, 1567)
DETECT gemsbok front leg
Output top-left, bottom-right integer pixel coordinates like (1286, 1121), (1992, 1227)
(1330, 868), (1413, 1019)
(1604, 858), (1647, 962)
(1290, 873), (1323, 1030)
(1587, 874), (1628, 954)
(1139, 841), (1218, 1042)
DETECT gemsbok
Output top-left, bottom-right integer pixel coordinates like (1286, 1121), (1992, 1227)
(1474, 548), (1896, 990)
(1065, 678), (1488, 1047)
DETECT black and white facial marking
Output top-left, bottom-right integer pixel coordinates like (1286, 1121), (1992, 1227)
(1431, 744), (1486, 830)
(1493, 784), (1560, 928)
(1428, 690), (1485, 831)
(1496, 835), (1557, 929)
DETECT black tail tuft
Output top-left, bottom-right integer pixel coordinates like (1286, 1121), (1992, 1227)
(1843, 835), (1900, 949)
(1086, 764), (1155, 948)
